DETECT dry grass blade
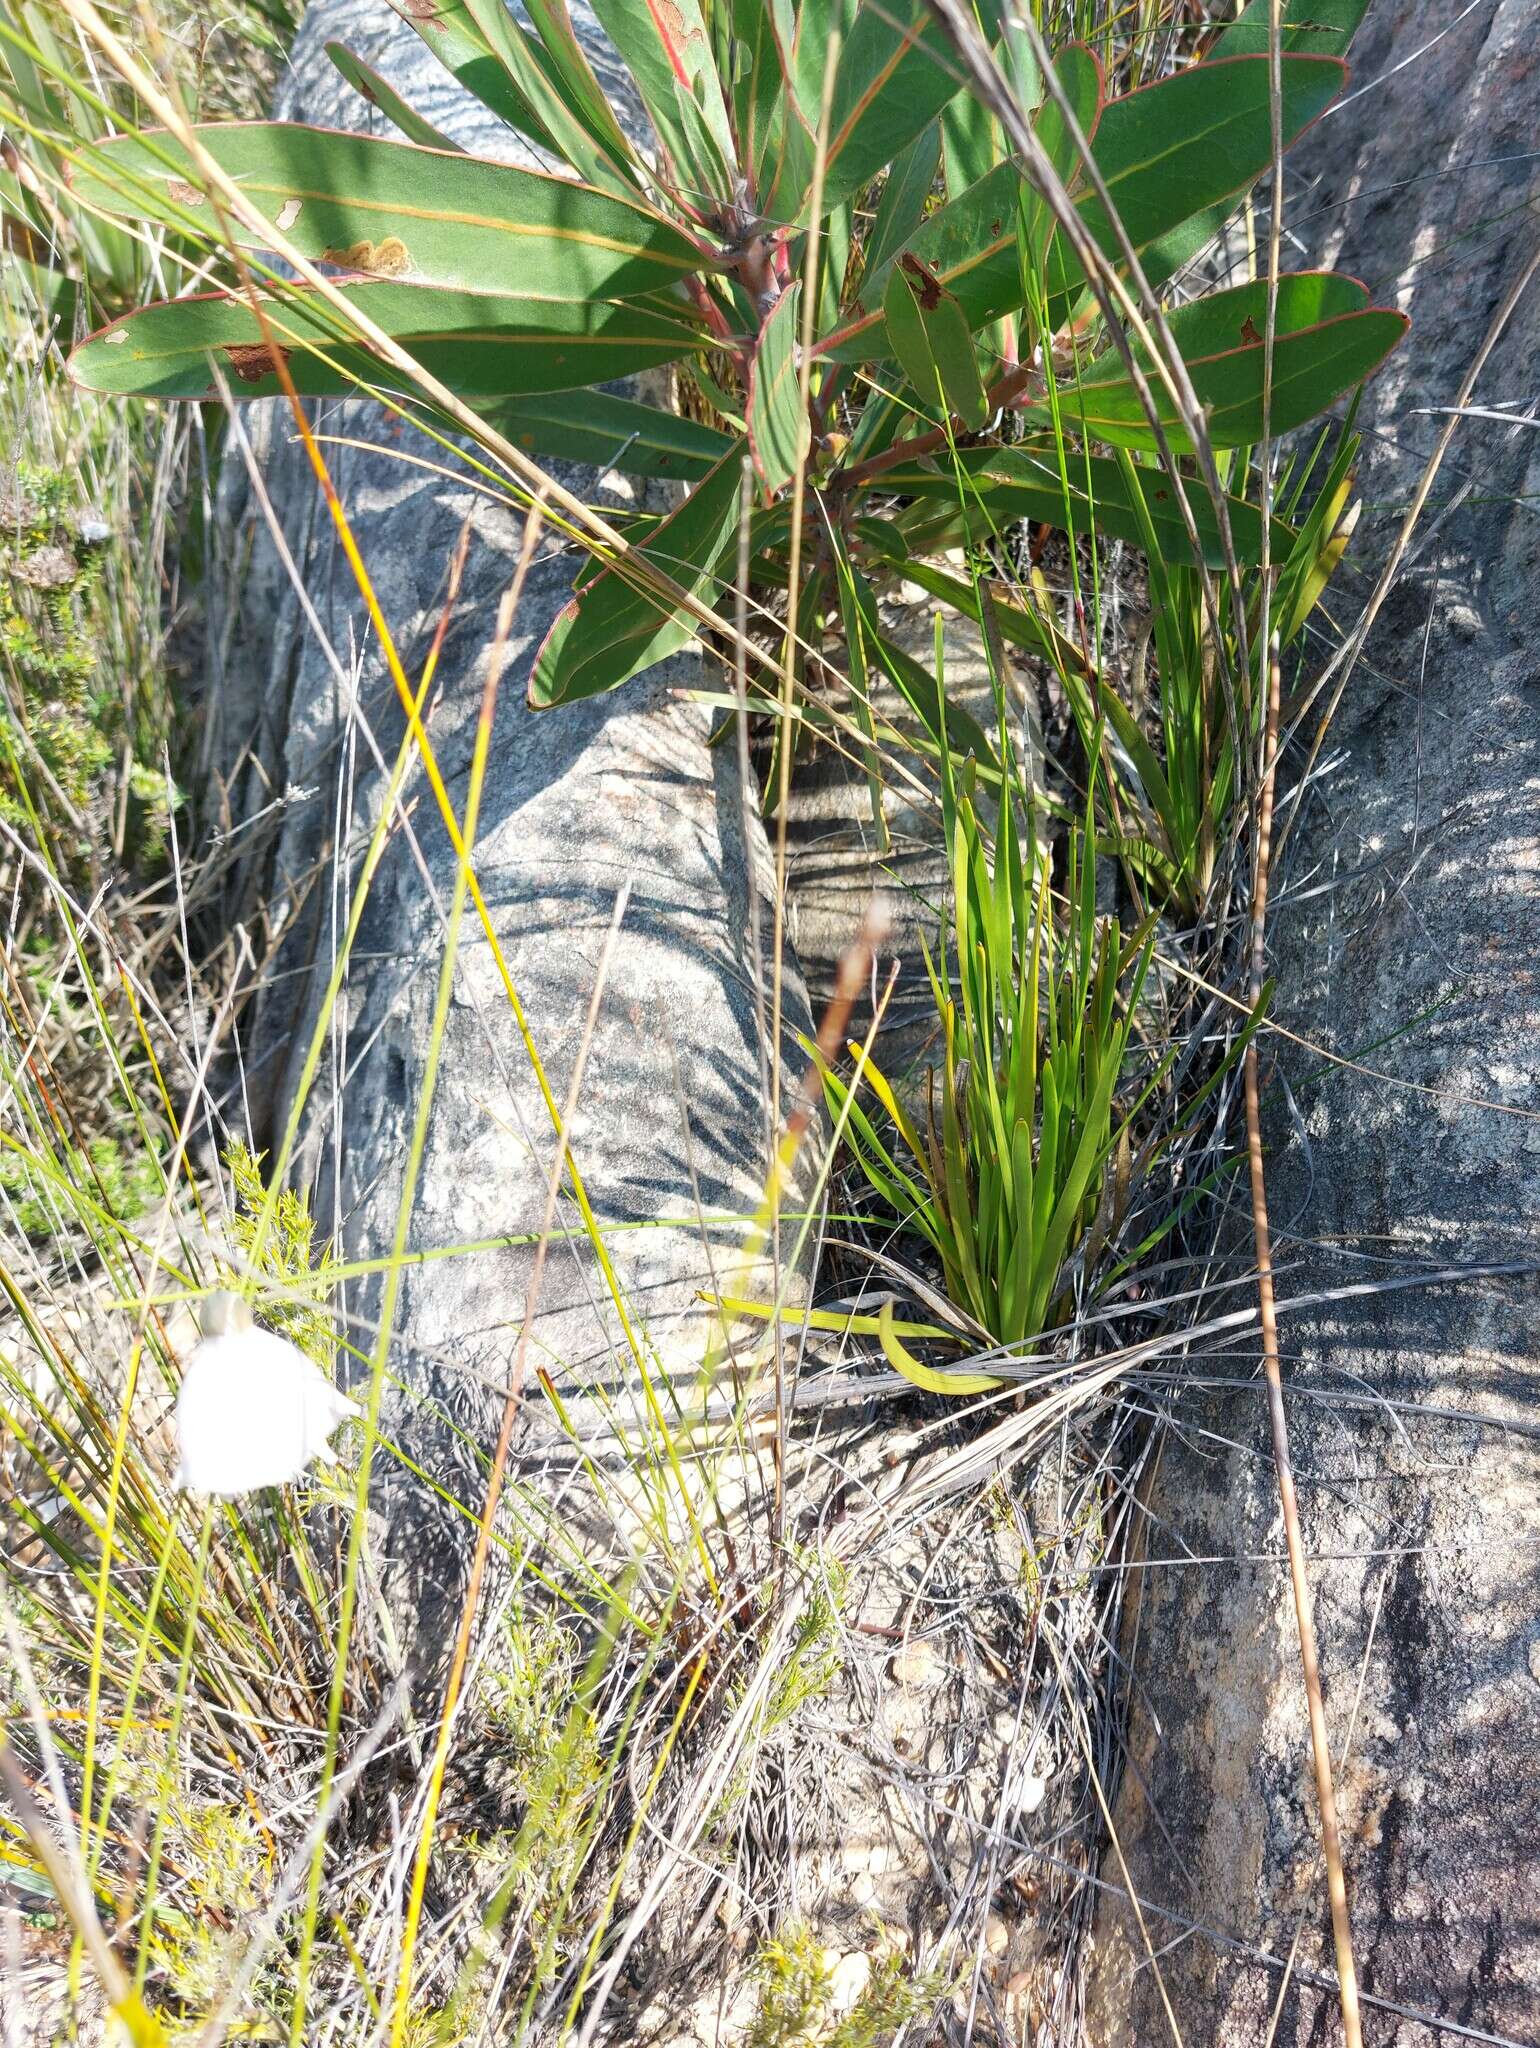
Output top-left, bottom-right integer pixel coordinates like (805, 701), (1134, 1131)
(1252, 4), (1362, 2037)
(1245, 635), (1361, 2046)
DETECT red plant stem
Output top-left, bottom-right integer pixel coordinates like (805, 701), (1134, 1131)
(835, 359), (1040, 491)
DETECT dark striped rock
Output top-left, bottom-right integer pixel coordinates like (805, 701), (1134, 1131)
(1088, 0), (1540, 2036)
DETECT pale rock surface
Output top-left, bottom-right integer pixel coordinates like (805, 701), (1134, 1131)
(1087, 0), (1540, 2037)
(208, 0), (809, 1666)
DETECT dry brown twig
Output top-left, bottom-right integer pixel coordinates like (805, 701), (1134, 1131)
(1245, 639), (1362, 2047)
(1245, 0), (1365, 2032)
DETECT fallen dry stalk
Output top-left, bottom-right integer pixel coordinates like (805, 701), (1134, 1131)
(1245, 639), (1362, 2046)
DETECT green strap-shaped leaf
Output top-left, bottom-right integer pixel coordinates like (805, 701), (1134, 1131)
(730, 0), (787, 175)
(67, 125), (707, 302)
(747, 281), (808, 493)
(325, 43), (464, 152)
(67, 281), (706, 401)
(876, 445), (1293, 568)
(882, 256), (989, 431)
(818, 0), (1001, 213)
(748, 0), (816, 228)
(522, 0), (637, 164)
(1018, 42), (1102, 278)
(588, 0), (739, 199)
(490, 389), (733, 480)
(455, 0), (640, 190)
(528, 443), (746, 707)
(862, 121), (941, 284)
(1050, 53), (1347, 305)
(826, 47), (1100, 362)
(879, 1301), (1008, 1396)
(839, 566), (1000, 773)
(1063, 273), (1407, 450)
(380, 0), (564, 166)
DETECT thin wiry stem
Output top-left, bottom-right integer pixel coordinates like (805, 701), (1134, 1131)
(1244, 638), (1361, 2046)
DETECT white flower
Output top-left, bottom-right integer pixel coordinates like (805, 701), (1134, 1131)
(174, 1291), (360, 1498)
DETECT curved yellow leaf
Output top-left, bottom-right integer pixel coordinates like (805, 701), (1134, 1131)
(878, 1299), (1008, 1396)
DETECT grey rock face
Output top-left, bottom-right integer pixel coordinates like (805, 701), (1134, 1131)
(210, 0), (807, 1663)
(1088, 1), (1540, 2039)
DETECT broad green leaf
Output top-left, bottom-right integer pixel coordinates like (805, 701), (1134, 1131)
(882, 257), (989, 430)
(829, 48), (1100, 363)
(941, 86), (1000, 201)
(489, 389), (732, 479)
(877, 445), (1292, 568)
(325, 43), (463, 152)
(768, 0), (848, 139)
(1219, 0), (1371, 59)
(832, 161), (1020, 359)
(67, 281), (706, 401)
(1064, 276), (1407, 450)
(588, 0), (738, 197)
(528, 443), (745, 706)
(747, 281), (808, 492)
(1136, 267), (1369, 361)
(67, 126), (707, 303)
(819, 0), (999, 212)
(1052, 54), (1346, 304)
(861, 121), (940, 284)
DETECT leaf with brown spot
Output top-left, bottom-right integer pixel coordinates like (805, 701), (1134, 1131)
(224, 341), (290, 383)
(323, 235), (411, 277)
(69, 123), (703, 301)
(899, 253), (943, 311)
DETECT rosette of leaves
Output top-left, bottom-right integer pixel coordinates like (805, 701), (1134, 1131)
(65, 0), (1404, 724)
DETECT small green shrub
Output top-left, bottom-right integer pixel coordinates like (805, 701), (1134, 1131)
(746, 1921), (946, 2048)
(223, 1140), (340, 1370)
(0, 1129), (160, 1239)
(476, 1612), (605, 1974)
(0, 462), (178, 867)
